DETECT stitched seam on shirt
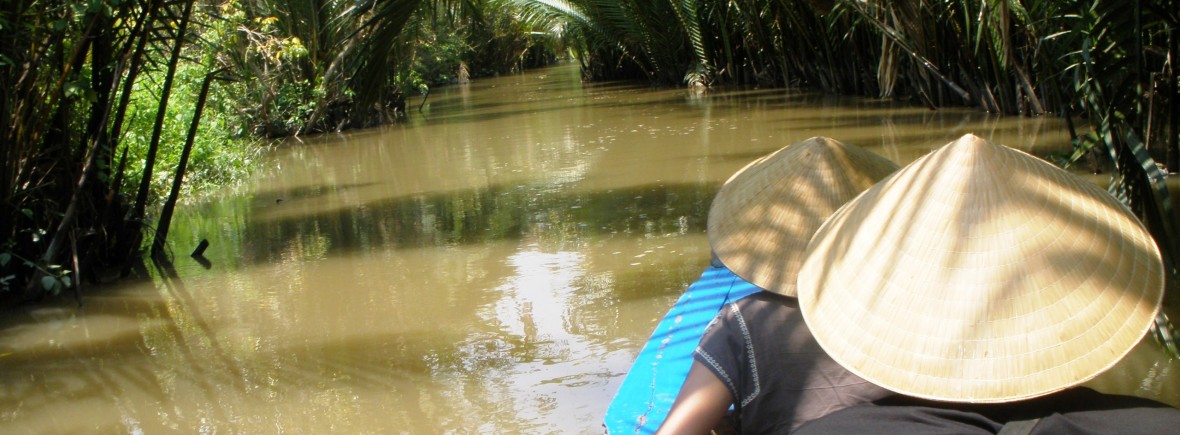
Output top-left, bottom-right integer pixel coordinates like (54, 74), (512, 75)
(695, 349), (737, 396)
(732, 302), (760, 407)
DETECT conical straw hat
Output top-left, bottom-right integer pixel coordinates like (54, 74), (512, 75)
(797, 134), (1164, 403)
(708, 137), (899, 296)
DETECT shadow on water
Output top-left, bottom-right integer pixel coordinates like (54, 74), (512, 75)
(422, 91), (691, 127)
(233, 181), (721, 266)
(0, 255), (517, 431)
(411, 66), (657, 126)
(263, 182), (383, 203)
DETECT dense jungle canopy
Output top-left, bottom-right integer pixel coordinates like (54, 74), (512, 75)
(1, 0), (1177, 310)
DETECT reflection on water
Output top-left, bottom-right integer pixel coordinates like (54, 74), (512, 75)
(1, 63), (1175, 433)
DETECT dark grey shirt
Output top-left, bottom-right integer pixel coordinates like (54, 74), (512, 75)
(695, 291), (892, 433)
(793, 388), (1180, 434)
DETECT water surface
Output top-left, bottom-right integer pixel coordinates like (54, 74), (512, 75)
(1, 63), (1175, 434)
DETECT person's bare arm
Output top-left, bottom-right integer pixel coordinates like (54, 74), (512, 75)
(656, 361), (734, 435)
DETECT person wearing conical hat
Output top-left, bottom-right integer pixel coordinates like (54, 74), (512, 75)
(791, 134), (1180, 434)
(658, 137), (900, 434)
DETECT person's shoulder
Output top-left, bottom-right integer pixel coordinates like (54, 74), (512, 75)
(734, 291), (798, 309)
(728, 291), (801, 323)
(702, 292), (796, 336)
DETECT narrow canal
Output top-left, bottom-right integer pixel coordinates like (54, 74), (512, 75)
(1, 63), (1175, 433)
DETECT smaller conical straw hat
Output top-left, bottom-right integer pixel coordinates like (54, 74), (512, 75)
(708, 137), (899, 296)
(797, 134), (1164, 403)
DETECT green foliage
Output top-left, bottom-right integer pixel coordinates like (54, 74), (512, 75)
(513, 0), (691, 83)
(196, 0), (573, 134)
(117, 59), (266, 206)
(203, 0), (322, 136)
(1154, 312), (1180, 360)
(0, 245), (71, 296)
(466, 0), (554, 77)
(0, 252), (12, 292)
(413, 25), (470, 85)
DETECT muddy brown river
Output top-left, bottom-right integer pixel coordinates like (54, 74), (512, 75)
(2, 63), (1175, 434)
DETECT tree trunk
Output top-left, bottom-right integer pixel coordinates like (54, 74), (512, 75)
(1170, 28), (1179, 171)
(152, 69), (220, 257)
(131, 0), (195, 224)
(108, 0), (164, 173)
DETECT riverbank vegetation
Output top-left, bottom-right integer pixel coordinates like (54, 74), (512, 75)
(2, 0), (1176, 322)
(0, 0), (560, 306)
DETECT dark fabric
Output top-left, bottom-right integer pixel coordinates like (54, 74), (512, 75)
(794, 387), (1180, 435)
(995, 418), (1039, 435)
(693, 291), (893, 433)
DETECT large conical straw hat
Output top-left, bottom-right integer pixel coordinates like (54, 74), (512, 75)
(708, 137), (899, 296)
(797, 134), (1164, 403)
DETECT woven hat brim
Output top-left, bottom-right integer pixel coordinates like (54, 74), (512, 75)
(797, 134), (1164, 403)
(708, 137), (899, 296)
